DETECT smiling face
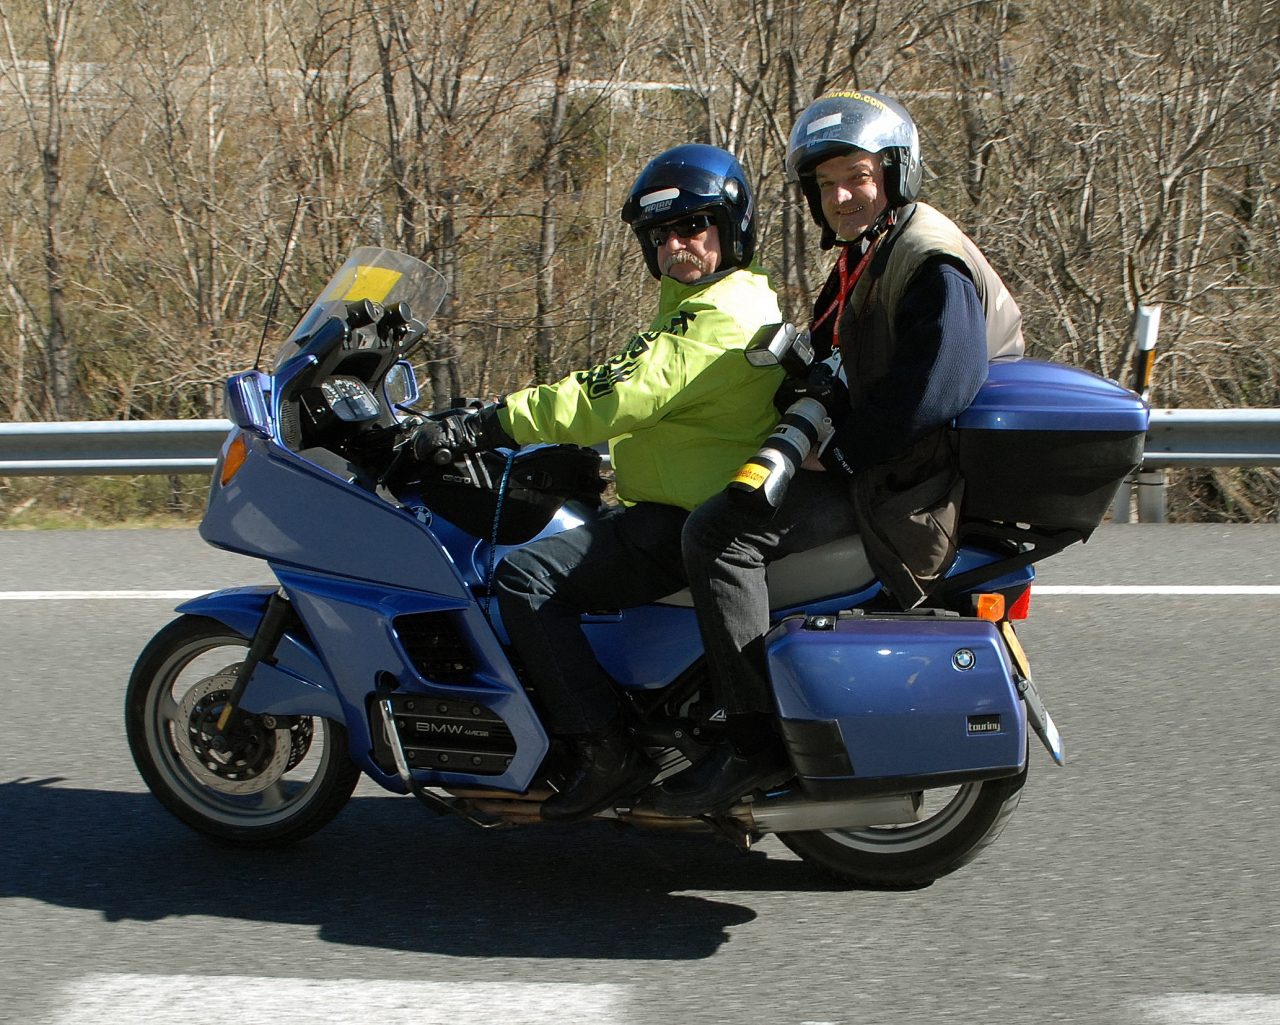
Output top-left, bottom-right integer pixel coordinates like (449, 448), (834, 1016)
(815, 150), (889, 242)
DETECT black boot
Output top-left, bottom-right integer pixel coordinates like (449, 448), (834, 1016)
(652, 743), (790, 816)
(653, 714), (791, 816)
(541, 723), (651, 822)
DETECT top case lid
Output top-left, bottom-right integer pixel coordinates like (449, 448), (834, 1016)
(955, 358), (1150, 433)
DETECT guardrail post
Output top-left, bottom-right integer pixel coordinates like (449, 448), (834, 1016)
(1128, 304), (1162, 524)
(1131, 305), (1160, 398)
(1111, 478), (1134, 523)
(1135, 468), (1167, 523)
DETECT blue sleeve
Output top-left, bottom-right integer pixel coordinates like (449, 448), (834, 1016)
(823, 259), (988, 474)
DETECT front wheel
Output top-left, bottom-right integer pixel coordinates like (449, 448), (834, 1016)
(125, 615), (361, 847)
(778, 767), (1027, 888)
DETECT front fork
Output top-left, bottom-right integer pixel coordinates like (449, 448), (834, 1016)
(999, 619), (1065, 766)
(213, 587), (293, 741)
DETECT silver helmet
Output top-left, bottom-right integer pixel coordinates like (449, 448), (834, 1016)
(786, 91), (923, 248)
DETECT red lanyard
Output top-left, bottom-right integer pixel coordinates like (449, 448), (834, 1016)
(810, 215), (892, 350)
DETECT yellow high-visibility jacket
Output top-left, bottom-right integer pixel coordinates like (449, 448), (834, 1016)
(498, 264), (783, 511)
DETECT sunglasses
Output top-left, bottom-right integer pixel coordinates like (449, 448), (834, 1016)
(647, 213), (715, 247)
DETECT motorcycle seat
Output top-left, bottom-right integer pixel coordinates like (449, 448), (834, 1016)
(655, 532), (875, 610)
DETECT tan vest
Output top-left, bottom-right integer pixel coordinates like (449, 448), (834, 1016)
(851, 202), (1025, 361)
(840, 202), (1024, 608)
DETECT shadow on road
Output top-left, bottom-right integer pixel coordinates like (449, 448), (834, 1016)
(0, 777), (852, 960)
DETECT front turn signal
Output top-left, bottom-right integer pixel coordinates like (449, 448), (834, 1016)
(220, 431), (250, 486)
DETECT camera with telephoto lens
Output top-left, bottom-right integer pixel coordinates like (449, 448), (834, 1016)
(727, 323), (834, 516)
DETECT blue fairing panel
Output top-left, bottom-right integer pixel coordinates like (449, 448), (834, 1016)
(200, 437), (470, 599)
(585, 604), (704, 689)
(175, 587), (343, 721)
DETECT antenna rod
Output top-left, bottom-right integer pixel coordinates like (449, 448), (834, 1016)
(255, 196), (306, 370)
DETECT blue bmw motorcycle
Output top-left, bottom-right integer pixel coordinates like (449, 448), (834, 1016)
(125, 248), (1148, 887)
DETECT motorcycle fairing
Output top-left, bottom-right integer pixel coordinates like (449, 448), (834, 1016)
(177, 571), (551, 793)
(202, 432), (472, 598)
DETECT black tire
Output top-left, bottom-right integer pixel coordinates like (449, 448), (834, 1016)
(778, 766), (1028, 888)
(125, 615), (361, 847)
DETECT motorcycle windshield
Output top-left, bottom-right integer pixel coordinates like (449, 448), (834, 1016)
(272, 247), (448, 370)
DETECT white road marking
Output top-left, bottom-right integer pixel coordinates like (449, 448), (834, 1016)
(54, 974), (629, 1025)
(1134, 993), (1280, 1023)
(1037, 585), (1280, 595)
(0, 590), (202, 600)
(4, 585), (1280, 601)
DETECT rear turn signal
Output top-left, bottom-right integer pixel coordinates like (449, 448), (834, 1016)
(220, 432), (250, 486)
(974, 593), (1005, 622)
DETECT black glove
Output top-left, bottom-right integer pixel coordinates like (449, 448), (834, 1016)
(773, 362), (849, 416)
(408, 403), (516, 464)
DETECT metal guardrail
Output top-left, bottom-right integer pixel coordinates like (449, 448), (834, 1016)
(0, 419), (233, 476)
(2, 412), (1279, 524)
(3, 411), (1280, 477)
(1140, 408), (1280, 468)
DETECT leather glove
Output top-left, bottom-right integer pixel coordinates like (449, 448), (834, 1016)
(773, 362), (849, 416)
(408, 403), (516, 464)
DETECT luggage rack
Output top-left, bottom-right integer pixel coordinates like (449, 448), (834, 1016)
(929, 519), (1086, 601)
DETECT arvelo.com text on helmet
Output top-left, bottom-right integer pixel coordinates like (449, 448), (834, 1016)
(815, 150), (889, 243)
(659, 221), (722, 283)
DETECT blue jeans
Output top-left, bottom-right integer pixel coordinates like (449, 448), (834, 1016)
(493, 502), (689, 736)
(681, 469), (858, 716)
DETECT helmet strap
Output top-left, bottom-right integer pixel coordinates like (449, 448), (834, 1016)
(832, 206), (894, 249)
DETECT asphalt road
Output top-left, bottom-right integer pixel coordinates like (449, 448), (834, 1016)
(1, 525), (1278, 1025)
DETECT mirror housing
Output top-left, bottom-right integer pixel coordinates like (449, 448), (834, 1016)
(384, 360), (421, 410)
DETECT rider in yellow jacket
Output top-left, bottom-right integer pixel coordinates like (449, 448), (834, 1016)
(405, 144), (792, 822)
(498, 265), (781, 511)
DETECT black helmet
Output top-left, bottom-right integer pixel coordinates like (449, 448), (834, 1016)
(621, 143), (755, 280)
(786, 91), (923, 249)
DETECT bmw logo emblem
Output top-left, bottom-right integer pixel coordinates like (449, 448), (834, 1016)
(952, 649), (976, 671)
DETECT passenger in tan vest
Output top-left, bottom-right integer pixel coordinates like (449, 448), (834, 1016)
(657, 91), (1025, 816)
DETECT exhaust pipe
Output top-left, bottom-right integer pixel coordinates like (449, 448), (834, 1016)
(729, 791), (923, 834)
(448, 784), (923, 834)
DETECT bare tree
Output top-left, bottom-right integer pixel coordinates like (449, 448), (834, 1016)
(531, 0), (583, 384)
(662, 0), (933, 311)
(0, 0), (1277, 523)
(0, 0), (88, 418)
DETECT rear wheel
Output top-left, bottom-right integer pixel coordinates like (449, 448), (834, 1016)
(778, 767), (1027, 888)
(125, 615), (361, 847)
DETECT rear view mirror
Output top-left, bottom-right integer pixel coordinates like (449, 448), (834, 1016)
(384, 360), (420, 409)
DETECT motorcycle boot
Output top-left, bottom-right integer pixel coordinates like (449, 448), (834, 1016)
(653, 714), (792, 816)
(541, 721), (652, 822)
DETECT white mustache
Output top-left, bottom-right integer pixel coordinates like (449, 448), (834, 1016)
(663, 250), (706, 274)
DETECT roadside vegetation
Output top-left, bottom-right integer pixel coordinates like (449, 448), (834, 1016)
(1, 0), (1276, 523)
